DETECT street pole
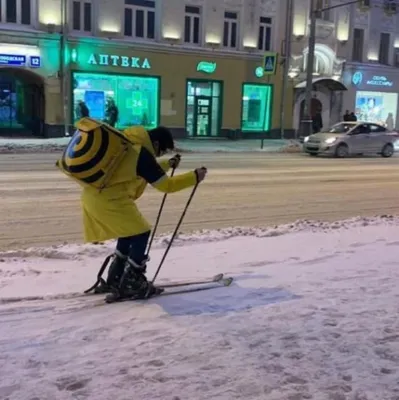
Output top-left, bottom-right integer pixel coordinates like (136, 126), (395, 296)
(279, 0), (294, 139)
(60, 0), (69, 136)
(297, 0), (362, 138)
(298, 0), (317, 138)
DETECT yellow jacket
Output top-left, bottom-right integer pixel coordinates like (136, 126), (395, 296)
(80, 126), (197, 243)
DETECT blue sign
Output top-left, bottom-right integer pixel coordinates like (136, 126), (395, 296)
(263, 52), (278, 75)
(0, 54), (26, 66)
(30, 56), (41, 68)
(352, 71), (393, 87)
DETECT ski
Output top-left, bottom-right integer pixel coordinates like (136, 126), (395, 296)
(84, 273), (225, 296)
(158, 273), (225, 288)
(105, 276), (233, 304)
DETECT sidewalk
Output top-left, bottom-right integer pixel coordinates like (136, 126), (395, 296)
(0, 137), (301, 154)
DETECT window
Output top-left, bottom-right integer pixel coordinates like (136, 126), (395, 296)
(379, 32), (390, 64)
(313, 0), (332, 21)
(0, 0), (31, 25)
(72, 1), (92, 32)
(303, 54), (325, 74)
(384, 0), (397, 14)
(223, 11), (238, 48)
(124, 0), (155, 40)
(394, 48), (399, 67)
(184, 5), (201, 45)
(369, 124), (387, 132)
(258, 17), (272, 51)
(355, 91), (398, 127)
(352, 28), (364, 62)
(241, 84), (273, 132)
(72, 72), (160, 129)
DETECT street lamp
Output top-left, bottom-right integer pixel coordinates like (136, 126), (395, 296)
(298, 0), (366, 138)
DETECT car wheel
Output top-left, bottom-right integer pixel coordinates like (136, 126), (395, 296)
(381, 143), (394, 158)
(335, 143), (349, 158)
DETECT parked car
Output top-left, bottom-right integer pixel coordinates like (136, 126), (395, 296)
(303, 122), (399, 157)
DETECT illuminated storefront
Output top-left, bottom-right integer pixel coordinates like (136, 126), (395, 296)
(241, 83), (273, 132)
(344, 66), (399, 130)
(68, 42), (284, 138)
(72, 72), (160, 129)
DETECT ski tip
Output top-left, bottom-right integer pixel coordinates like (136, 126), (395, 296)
(222, 277), (234, 286)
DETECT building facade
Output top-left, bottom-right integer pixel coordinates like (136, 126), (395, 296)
(0, 0), (294, 139)
(289, 0), (399, 131)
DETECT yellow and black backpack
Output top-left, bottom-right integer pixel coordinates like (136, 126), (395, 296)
(56, 118), (130, 191)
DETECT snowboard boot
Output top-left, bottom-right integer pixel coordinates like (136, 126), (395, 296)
(94, 251), (127, 294)
(110, 257), (162, 300)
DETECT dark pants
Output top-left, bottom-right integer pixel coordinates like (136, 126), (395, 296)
(116, 231), (150, 265)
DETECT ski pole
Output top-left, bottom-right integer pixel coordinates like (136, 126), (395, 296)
(151, 182), (199, 283)
(145, 166), (176, 257)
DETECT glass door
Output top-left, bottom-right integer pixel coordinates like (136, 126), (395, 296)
(194, 96), (212, 136)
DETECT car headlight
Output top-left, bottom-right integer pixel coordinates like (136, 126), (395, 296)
(325, 137), (337, 145)
(304, 136), (309, 142)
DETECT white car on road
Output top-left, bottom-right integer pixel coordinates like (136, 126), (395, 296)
(303, 122), (399, 158)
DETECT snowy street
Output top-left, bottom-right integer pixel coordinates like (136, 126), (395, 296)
(2, 152), (399, 250)
(1, 218), (399, 399)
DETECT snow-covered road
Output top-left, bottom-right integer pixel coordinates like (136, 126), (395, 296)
(2, 152), (399, 250)
(1, 217), (399, 399)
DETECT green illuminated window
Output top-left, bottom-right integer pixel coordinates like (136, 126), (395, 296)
(241, 83), (272, 131)
(72, 72), (160, 129)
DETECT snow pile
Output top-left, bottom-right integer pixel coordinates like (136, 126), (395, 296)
(1, 222), (399, 399)
(0, 214), (396, 261)
(279, 139), (302, 153)
(0, 137), (291, 154)
(0, 137), (70, 153)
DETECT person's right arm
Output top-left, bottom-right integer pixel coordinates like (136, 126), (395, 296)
(136, 147), (204, 193)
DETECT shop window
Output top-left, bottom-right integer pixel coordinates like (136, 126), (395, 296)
(1, 0), (31, 25)
(355, 91), (397, 129)
(186, 80), (222, 137)
(241, 84), (273, 132)
(72, 0), (92, 33)
(184, 5), (201, 45)
(379, 32), (390, 65)
(124, 0), (155, 40)
(223, 11), (238, 48)
(258, 17), (272, 51)
(72, 72), (160, 129)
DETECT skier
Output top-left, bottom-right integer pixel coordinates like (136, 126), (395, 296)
(79, 124), (207, 300)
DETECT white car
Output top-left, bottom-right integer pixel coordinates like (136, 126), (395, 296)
(303, 122), (399, 157)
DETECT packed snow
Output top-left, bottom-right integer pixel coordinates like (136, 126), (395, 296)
(1, 216), (399, 399)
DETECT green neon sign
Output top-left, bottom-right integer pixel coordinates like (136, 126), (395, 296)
(255, 66), (264, 78)
(197, 61), (216, 74)
(87, 53), (151, 69)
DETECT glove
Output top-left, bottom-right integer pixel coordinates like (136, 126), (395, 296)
(168, 154), (181, 169)
(195, 167), (207, 183)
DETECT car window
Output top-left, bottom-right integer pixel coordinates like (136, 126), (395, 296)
(369, 124), (387, 133)
(351, 124), (370, 134)
(326, 123), (354, 133)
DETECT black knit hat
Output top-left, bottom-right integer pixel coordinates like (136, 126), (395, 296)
(148, 126), (175, 153)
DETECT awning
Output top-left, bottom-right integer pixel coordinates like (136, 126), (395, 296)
(295, 77), (347, 91)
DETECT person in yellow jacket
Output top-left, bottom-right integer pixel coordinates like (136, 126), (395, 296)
(83, 125), (207, 299)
